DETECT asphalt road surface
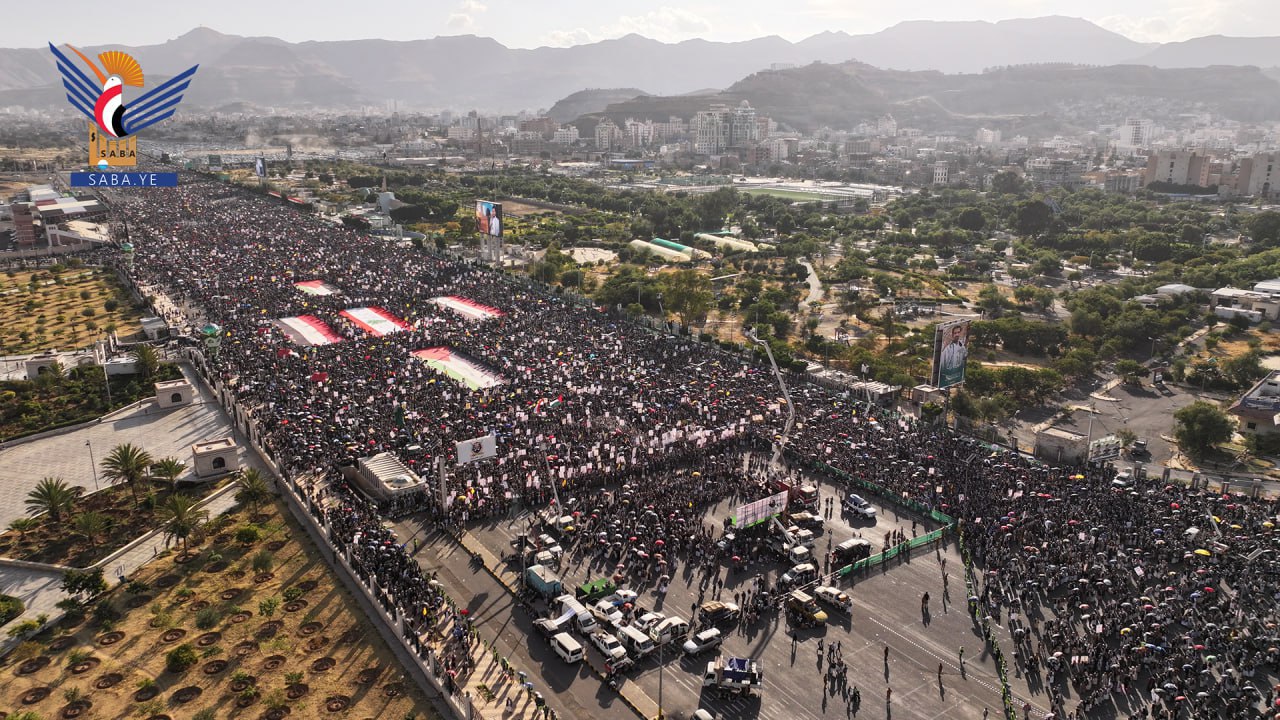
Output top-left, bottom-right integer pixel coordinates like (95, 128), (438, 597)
(418, 469), (1040, 720)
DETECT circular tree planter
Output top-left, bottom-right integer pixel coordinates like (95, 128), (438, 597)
(254, 573), (275, 584)
(93, 672), (124, 689)
(235, 692), (260, 709)
(202, 560), (229, 574)
(154, 574), (181, 589)
(324, 695), (350, 713)
(134, 685), (160, 702)
(146, 715), (172, 720)
(48, 636), (76, 652)
(21, 686), (51, 704)
(305, 636), (330, 652)
(296, 580), (319, 593)
(255, 620), (283, 639)
(266, 540), (287, 551)
(189, 600), (211, 611)
(203, 659), (228, 675)
(213, 533), (231, 545)
(233, 640), (259, 658)
(261, 655), (286, 672)
(383, 682), (405, 698)
(97, 631), (125, 646)
(195, 631), (221, 647)
(59, 699), (92, 719)
(219, 588), (244, 601)
(285, 683), (309, 700)
(261, 708), (291, 720)
(125, 594), (153, 609)
(310, 657), (335, 672)
(356, 667), (382, 685)
(16, 656), (50, 675)
(227, 569), (248, 580)
(297, 622), (323, 638)
(70, 657), (100, 675)
(338, 628), (362, 645)
(171, 685), (202, 704)
(230, 611), (252, 624)
(230, 675), (257, 693)
(174, 552), (199, 565)
(283, 599), (307, 613)
(160, 629), (186, 643)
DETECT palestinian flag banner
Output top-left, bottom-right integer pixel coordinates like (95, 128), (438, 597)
(275, 315), (343, 346)
(413, 347), (505, 390)
(340, 307), (411, 337)
(430, 296), (505, 321)
(294, 280), (340, 296)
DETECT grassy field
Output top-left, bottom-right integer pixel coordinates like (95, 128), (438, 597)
(0, 497), (437, 720)
(0, 266), (143, 354)
(740, 187), (837, 202)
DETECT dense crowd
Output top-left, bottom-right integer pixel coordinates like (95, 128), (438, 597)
(109, 177), (1280, 719)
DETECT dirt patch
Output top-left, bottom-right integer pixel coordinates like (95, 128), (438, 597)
(0, 267), (143, 355)
(0, 499), (436, 720)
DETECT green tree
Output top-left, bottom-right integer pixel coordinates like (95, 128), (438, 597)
(25, 477), (77, 524)
(61, 567), (107, 601)
(101, 443), (154, 506)
(159, 494), (208, 554)
(150, 457), (187, 494)
(72, 511), (109, 548)
(1013, 200), (1052, 237)
(660, 269), (714, 328)
(132, 344), (159, 381)
(1247, 211), (1280, 246)
(955, 207), (986, 232)
(1173, 401), (1234, 459)
(1114, 359), (1144, 384)
(234, 469), (272, 513)
(991, 171), (1024, 195)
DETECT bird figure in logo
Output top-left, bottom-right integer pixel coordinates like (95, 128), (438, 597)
(49, 42), (198, 139)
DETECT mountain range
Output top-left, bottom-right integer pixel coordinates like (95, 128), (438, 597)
(578, 62), (1280, 134)
(5, 19), (1280, 113)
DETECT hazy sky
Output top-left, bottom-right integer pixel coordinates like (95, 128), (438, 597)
(15, 0), (1280, 49)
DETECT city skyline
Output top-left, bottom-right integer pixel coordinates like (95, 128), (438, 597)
(7, 0), (1280, 50)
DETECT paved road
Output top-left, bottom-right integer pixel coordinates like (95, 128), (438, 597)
(0, 364), (251, 529)
(799, 259), (823, 307)
(393, 518), (632, 720)
(451, 469), (1036, 720)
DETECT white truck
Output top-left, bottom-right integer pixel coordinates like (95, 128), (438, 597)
(702, 656), (763, 695)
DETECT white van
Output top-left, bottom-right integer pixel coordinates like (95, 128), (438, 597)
(649, 616), (691, 646)
(552, 632), (584, 664)
(617, 624), (656, 658)
(555, 595), (598, 633)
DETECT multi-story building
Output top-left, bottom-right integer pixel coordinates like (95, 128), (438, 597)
(1144, 150), (1208, 186)
(932, 161), (949, 185)
(1237, 153), (1279, 198)
(1120, 118), (1152, 149)
(693, 101), (760, 155)
(1027, 157), (1084, 189)
(551, 126), (580, 145)
(12, 202), (36, 247)
(594, 119), (622, 151)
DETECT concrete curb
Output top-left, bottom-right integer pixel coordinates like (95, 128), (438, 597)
(0, 557), (74, 574)
(89, 482), (238, 572)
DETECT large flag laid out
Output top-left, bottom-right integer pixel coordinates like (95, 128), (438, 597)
(413, 347), (505, 390)
(294, 280), (340, 296)
(430, 296), (505, 321)
(340, 307), (411, 337)
(275, 315), (343, 346)
(456, 433), (498, 465)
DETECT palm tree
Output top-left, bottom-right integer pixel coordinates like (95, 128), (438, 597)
(73, 511), (109, 548)
(25, 477), (77, 524)
(101, 443), (153, 505)
(234, 469), (271, 514)
(8, 518), (38, 538)
(150, 457), (187, 494)
(159, 494), (208, 554)
(132, 344), (159, 381)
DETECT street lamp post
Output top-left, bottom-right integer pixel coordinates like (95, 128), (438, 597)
(86, 439), (99, 491)
(747, 328), (796, 469)
(657, 640), (666, 720)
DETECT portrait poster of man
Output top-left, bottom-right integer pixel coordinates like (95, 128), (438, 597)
(932, 319), (970, 389)
(474, 200), (503, 238)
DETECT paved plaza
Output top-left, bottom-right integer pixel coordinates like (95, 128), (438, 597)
(0, 364), (250, 529)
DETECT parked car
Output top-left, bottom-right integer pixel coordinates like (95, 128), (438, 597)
(590, 631), (628, 662)
(698, 600), (741, 627)
(634, 612), (666, 635)
(1131, 439), (1149, 457)
(534, 617), (564, 639)
(604, 589), (638, 607)
(591, 599), (624, 628)
(843, 494), (876, 519)
(780, 563), (818, 588)
(682, 628), (724, 656)
(786, 511), (824, 531)
(814, 585), (852, 614)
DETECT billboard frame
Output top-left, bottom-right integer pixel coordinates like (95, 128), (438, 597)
(931, 318), (971, 390)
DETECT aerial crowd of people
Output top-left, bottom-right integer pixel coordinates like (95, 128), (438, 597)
(105, 176), (1280, 719)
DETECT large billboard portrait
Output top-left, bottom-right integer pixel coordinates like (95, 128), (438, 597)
(931, 319), (970, 389)
(474, 200), (503, 238)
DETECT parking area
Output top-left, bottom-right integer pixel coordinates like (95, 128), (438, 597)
(460, 467), (1022, 720)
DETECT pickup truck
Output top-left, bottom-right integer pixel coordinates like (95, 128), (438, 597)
(590, 631), (628, 662)
(814, 585), (852, 614)
(703, 656), (763, 695)
(842, 494), (876, 519)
